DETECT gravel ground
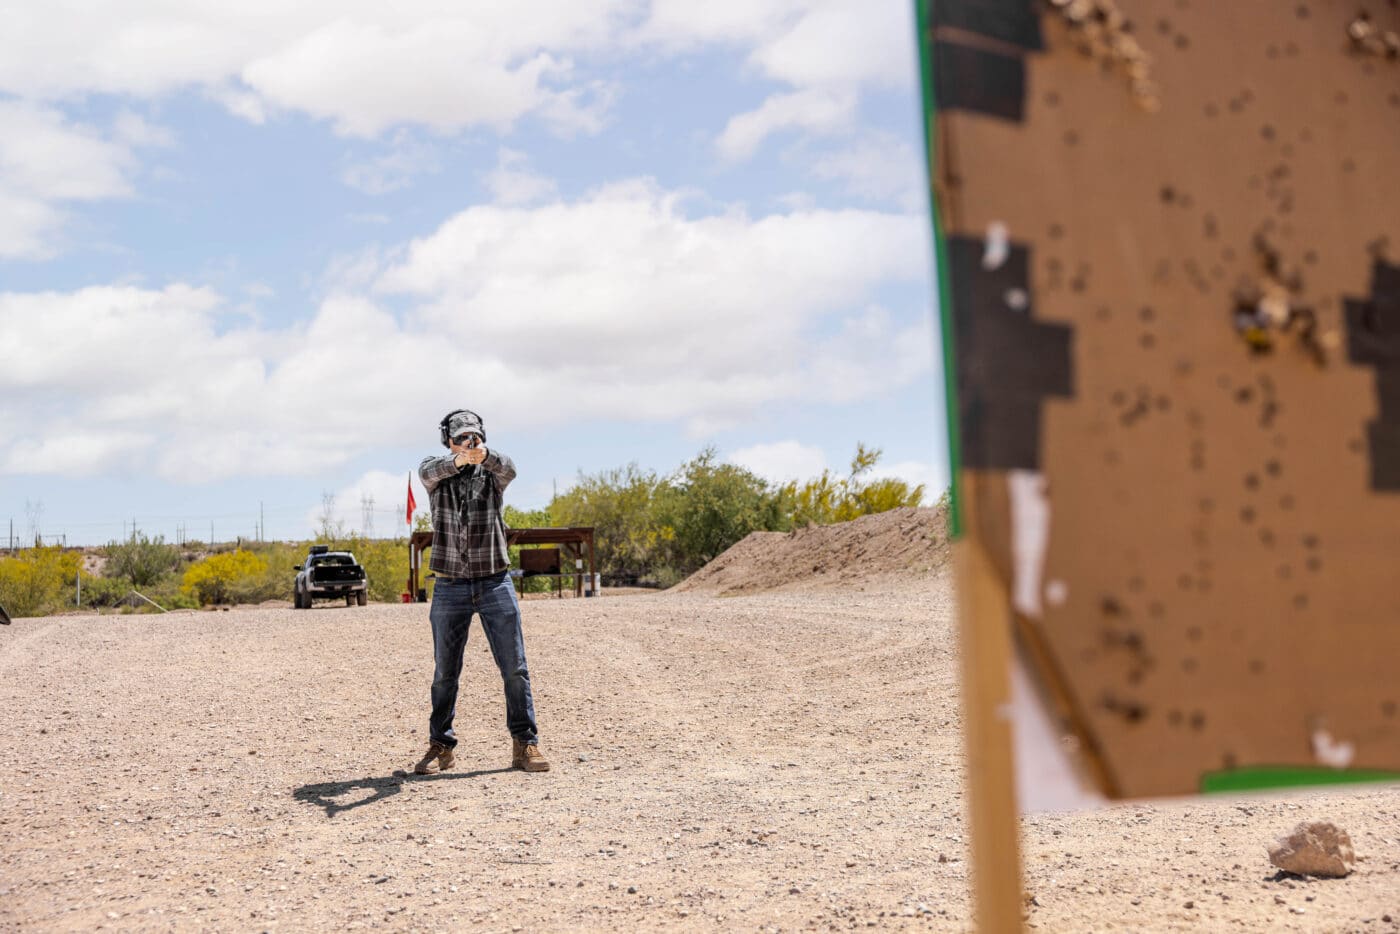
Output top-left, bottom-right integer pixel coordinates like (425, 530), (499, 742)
(2, 579), (1398, 932)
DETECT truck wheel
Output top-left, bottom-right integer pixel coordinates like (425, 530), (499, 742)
(356, 591), (367, 607)
(294, 589), (304, 610)
(345, 594), (354, 607)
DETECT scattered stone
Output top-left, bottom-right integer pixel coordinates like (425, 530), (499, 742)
(1268, 821), (1356, 878)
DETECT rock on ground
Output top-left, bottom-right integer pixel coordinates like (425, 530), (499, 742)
(1268, 820), (1356, 878)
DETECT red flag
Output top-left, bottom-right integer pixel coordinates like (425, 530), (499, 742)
(406, 474), (417, 527)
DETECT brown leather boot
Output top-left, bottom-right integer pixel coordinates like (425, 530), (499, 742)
(414, 741), (455, 775)
(512, 739), (550, 772)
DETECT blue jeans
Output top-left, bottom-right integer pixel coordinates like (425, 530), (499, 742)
(428, 571), (539, 748)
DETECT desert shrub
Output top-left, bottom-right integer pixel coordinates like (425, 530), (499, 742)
(181, 549), (268, 606)
(141, 578), (201, 610)
(659, 448), (786, 571)
(781, 444), (926, 527)
(80, 576), (132, 608)
(103, 533), (182, 587)
(547, 443), (927, 585)
(0, 547), (85, 618)
(549, 463), (677, 583)
(353, 538), (413, 603)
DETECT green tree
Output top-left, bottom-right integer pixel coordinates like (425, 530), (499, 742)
(103, 533), (182, 588)
(549, 463), (673, 582)
(660, 446), (786, 572)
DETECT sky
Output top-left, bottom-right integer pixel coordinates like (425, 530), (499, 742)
(0, 0), (947, 547)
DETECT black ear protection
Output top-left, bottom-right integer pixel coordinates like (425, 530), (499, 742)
(439, 408), (486, 448)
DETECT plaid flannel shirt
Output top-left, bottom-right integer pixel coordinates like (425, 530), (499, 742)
(418, 449), (517, 579)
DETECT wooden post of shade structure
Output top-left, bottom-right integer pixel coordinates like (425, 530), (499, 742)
(409, 527), (596, 600)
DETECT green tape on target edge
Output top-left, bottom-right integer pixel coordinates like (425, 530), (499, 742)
(914, 0), (963, 540)
(1201, 766), (1400, 794)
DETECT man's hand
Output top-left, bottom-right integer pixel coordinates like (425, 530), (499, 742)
(450, 436), (487, 467)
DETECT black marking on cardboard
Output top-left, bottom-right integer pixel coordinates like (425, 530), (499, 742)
(1343, 258), (1400, 489)
(934, 40), (1029, 122)
(947, 236), (1075, 470)
(930, 0), (1044, 50)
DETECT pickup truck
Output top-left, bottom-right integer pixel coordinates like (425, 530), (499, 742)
(293, 545), (368, 608)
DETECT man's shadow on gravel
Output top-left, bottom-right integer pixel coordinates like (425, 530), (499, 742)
(293, 768), (514, 818)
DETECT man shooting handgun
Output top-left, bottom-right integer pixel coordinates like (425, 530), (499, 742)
(412, 408), (549, 775)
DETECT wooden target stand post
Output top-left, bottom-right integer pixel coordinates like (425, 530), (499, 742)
(952, 482), (1026, 934)
(915, 3), (1024, 926)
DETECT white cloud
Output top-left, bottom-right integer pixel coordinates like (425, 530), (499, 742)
(716, 87), (856, 162)
(0, 181), (930, 482)
(0, 2), (635, 137)
(112, 111), (176, 149)
(0, 100), (141, 257)
(867, 459), (946, 503)
(341, 131), (441, 195)
(727, 440), (944, 502)
(641, 0), (915, 162)
(483, 148), (558, 206)
(727, 440), (827, 484)
(746, 1), (912, 91)
(808, 305), (933, 403)
(311, 469), (426, 537)
(810, 132), (925, 210)
(636, 0), (803, 46)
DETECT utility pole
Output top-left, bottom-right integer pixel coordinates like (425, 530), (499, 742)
(260, 501), (266, 543)
(210, 520), (215, 547)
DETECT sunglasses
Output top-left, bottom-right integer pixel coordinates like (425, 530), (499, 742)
(453, 433), (481, 446)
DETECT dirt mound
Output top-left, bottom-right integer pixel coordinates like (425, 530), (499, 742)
(673, 506), (950, 596)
